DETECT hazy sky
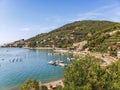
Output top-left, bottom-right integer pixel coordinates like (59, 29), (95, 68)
(0, 0), (120, 44)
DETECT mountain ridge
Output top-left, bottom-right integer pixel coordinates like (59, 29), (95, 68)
(2, 20), (120, 55)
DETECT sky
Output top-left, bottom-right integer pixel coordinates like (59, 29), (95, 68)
(0, 0), (120, 45)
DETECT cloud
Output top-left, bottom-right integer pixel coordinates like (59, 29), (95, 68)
(20, 25), (58, 34)
(45, 17), (65, 23)
(71, 4), (120, 22)
(39, 26), (57, 31)
(21, 27), (30, 31)
(31, 25), (58, 33)
(73, 12), (103, 21)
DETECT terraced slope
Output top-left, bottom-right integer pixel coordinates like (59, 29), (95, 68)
(25, 20), (118, 49)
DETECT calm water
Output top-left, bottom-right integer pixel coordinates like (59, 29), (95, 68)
(0, 48), (70, 90)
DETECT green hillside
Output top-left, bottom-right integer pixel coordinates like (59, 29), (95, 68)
(84, 23), (120, 54)
(25, 20), (119, 50)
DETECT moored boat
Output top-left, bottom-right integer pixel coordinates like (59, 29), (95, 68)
(48, 60), (67, 67)
(48, 61), (55, 65)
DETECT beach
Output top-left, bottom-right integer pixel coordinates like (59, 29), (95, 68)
(41, 79), (64, 89)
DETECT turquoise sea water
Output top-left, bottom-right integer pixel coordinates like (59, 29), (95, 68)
(0, 48), (70, 90)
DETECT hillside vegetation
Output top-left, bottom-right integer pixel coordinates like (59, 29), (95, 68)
(25, 20), (120, 53)
(4, 20), (120, 54)
(64, 56), (120, 90)
(84, 23), (120, 53)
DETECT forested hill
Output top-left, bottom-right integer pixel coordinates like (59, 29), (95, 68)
(4, 20), (120, 54)
(25, 20), (119, 49)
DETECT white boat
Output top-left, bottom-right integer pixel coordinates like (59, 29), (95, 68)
(48, 61), (55, 65)
(67, 58), (71, 61)
(58, 63), (67, 67)
(48, 60), (67, 67)
(67, 58), (75, 61)
(70, 58), (75, 60)
(55, 60), (64, 63)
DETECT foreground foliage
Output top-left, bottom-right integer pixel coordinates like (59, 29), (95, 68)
(20, 79), (61, 90)
(20, 80), (40, 90)
(63, 56), (120, 90)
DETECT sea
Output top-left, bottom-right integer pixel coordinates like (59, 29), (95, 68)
(0, 48), (71, 90)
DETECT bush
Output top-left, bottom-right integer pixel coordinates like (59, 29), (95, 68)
(20, 80), (39, 90)
(40, 85), (48, 90)
(54, 85), (63, 90)
(63, 55), (120, 90)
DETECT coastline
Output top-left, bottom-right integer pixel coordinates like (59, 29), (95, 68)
(23, 47), (70, 53)
(9, 78), (64, 90)
(54, 49), (68, 53)
(40, 78), (64, 89)
(23, 47), (53, 50)
(10, 78), (64, 90)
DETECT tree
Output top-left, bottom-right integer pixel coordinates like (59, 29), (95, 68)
(28, 42), (37, 47)
(54, 85), (63, 90)
(40, 85), (48, 90)
(20, 80), (39, 90)
(63, 55), (120, 90)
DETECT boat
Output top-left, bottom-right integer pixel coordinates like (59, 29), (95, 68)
(70, 58), (75, 60)
(58, 63), (67, 67)
(20, 58), (22, 62)
(55, 60), (64, 63)
(67, 58), (71, 61)
(67, 58), (75, 61)
(48, 60), (67, 67)
(12, 58), (15, 62)
(48, 61), (55, 65)
(16, 58), (19, 62)
(55, 61), (67, 67)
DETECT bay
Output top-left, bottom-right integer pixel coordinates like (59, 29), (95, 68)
(0, 48), (70, 90)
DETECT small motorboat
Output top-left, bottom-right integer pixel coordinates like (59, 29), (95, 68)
(67, 58), (75, 61)
(55, 60), (64, 63)
(58, 63), (67, 67)
(48, 61), (55, 65)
